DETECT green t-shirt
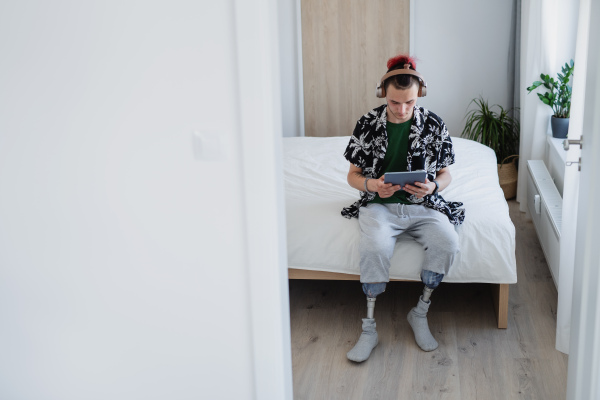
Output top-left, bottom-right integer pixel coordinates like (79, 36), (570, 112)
(369, 119), (412, 204)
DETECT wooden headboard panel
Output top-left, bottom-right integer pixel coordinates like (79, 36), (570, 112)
(300, 0), (410, 137)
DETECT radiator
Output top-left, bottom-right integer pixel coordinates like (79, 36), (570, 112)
(527, 160), (562, 288)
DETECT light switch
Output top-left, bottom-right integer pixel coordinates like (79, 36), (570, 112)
(193, 130), (221, 161)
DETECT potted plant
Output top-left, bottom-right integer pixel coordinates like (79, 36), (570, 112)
(461, 97), (520, 199)
(526, 59), (574, 138)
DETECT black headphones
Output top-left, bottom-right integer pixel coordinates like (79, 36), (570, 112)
(375, 64), (428, 98)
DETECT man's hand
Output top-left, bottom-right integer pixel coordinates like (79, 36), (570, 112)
(403, 178), (435, 199)
(368, 176), (401, 198)
(349, 164), (451, 200)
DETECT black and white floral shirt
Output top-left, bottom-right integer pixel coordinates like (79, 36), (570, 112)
(342, 104), (465, 225)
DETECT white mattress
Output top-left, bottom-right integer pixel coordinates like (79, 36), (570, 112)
(284, 136), (517, 284)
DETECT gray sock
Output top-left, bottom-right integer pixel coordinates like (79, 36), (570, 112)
(347, 318), (378, 362)
(407, 296), (438, 351)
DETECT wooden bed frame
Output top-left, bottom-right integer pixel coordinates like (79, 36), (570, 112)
(289, 268), (509, 329)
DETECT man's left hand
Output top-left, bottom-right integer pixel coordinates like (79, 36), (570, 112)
(403, 178), (435, 199)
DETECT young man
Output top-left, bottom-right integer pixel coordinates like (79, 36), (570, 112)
(342, 54), (465, 362)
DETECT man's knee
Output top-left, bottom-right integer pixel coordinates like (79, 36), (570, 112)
(427, 230), (459, 256)
(360, 235), (396, 262)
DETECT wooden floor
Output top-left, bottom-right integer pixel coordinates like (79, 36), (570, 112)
(288, 200), (569, 400)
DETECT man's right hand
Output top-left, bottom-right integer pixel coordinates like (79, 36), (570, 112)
(368, 176), (401, 198)
(347, 164), (400, 197)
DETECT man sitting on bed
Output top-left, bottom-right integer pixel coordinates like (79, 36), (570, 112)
(342, 54), (465, 362)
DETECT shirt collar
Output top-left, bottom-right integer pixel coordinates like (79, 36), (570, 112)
(381, 104), (424, 130)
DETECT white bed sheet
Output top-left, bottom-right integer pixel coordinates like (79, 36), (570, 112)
(284, 136), (517, 284)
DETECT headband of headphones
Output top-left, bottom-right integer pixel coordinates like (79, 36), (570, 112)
(375, 64), (428, 98)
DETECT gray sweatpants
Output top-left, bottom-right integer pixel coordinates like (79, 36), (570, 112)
(358, 203), (459, 283)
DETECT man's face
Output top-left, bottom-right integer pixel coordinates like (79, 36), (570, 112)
(385, 84), (418, 124)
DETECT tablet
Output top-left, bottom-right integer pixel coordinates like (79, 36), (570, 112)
(383, 171), (427, 187)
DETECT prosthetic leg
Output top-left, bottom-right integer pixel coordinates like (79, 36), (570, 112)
(346, 282), (386, 362)
(407, 271), (443, 351)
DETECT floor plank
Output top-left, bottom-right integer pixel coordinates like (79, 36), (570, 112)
(289, 200), (568, 399)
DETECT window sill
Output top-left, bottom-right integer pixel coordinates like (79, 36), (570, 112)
(545, 133), (567, 196)
(547, 134), (568, 163)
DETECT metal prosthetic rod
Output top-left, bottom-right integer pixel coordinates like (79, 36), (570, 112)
(422, 286), (434, 303)
(362, 282), (386, 319)
(367, 297), (376, 319)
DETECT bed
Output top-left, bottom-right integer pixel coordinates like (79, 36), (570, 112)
(283, 136), (517, 329)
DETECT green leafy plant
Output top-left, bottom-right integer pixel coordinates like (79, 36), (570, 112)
(526, 59), (574, 118)
(460, 97), (520, 163)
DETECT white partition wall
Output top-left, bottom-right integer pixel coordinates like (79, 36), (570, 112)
(0, 1), (291, 398)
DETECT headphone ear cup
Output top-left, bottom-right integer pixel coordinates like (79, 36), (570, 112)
(376, 83), (385, 98)
(420, 84), (427, 97)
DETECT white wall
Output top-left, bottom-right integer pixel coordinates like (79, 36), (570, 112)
(413, 0), (515, 137)
(280, 0), (516, 138)
(0, 1), (258, 398)
(279, 0), (303, 137)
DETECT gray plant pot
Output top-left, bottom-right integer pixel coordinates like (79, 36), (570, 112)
(551, 116), (569, 138)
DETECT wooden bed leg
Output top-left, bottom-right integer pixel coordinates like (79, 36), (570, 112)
(491, 284), (509, 329)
